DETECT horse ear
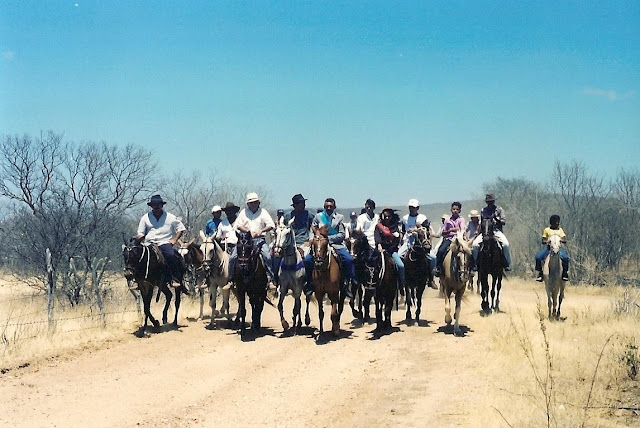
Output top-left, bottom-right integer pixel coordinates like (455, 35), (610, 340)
(199, 230), (206, 241)
(287, 217), (295, 227)
(121, 244), (126, 251)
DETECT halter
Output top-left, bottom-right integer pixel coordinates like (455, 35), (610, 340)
(311, 234), (331, 271)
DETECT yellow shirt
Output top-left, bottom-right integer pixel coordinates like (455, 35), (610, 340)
(542, 227), (566, 240)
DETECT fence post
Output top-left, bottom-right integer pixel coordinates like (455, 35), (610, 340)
(46, 248), (55, 333)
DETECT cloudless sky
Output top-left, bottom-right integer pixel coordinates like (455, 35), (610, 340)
(1, 1), (639, 210)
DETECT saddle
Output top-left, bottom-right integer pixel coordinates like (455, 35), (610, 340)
(143, 243), (166, 266)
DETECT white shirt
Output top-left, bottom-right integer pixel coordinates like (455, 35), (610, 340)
(401, 213), (428, 243)
(137, 211), (186, 245)
(235, 207), (275, 238)
(356, 212), (379, 248)
(214, 218), (238, 245)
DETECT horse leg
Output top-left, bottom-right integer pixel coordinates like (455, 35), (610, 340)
(173, 287), (181, 326)
(293, 291), (302, 332)
(305, 295), (311, 326)
(444, 288), (453, 325)
(317, 296), (325, 336)
(416, 284), (425, 322)
(557, 283), (565, 319)
(142, 288), (159, 329)
(490, 276), (497, 311)
(385, 294), (393, 328)
(162, 287), (172, 325)
(405, 286), (412, 321)
(494, 276), (502, 312)
(253, 294), (265, 330)
(331, 300), (340, 337)
(238, 290), (246, 336)
(278, 284), (289, 332)
(480, 274), (490, 313)
(453, 290), (463, 336)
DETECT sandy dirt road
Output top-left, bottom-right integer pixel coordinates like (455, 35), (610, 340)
(0, 280), (607, 428)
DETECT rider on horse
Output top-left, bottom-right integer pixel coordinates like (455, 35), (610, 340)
(470, 194), (512, 272)
(216, 202), (241, 290)
(534, 214), (570, 282)
(205, 205), (223, 237)
(356, 198), (379, 249)
(284, 193), (315, 256)
(135, 194), (188, 294)
(433, 201), (467, 277)
(374, 207), (406, 295)
(234, 192), (276, 290)
(399, 199), (437, 289)
(303, 197), (356, 298)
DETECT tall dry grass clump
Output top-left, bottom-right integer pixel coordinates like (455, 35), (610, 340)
(479, 285), (639, 428)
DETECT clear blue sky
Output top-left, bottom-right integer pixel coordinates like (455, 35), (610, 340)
(1, 1), (639, 210)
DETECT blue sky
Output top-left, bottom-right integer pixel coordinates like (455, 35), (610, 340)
(1, 1), (639, 210)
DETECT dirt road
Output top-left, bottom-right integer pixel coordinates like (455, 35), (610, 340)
(0, 281), (605, 428)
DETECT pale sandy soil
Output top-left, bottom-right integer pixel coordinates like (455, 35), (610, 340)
(0, 279), (621, 428)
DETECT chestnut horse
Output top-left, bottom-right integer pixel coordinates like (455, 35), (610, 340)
(403, 226), (431, 322)
(477, 218), (504, 313)
(310, 225), (344, 338)
(544, 234), (565, 319)
(439, 230), (471, 336)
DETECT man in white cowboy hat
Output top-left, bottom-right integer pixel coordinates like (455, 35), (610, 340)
(136, 194), (188, 293)
(466, 209), (480, 241)
(235, 192), (276, 287)
(205, 205), (223, 237)
(398, 199), (437, 289)
(470, 194), (512, 271)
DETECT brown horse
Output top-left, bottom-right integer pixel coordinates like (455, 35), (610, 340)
(310, 225), (344, 338)
(439, 230), (471, 336)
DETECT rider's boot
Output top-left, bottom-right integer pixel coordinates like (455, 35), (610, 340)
(562, 270), (569, 281)
(341, 280), (354, 299)
(535, 270), (543, 282)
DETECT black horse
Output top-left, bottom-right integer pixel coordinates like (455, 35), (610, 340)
(234, 231), (269, 337)
(364, 248), (397, 332)
(347, 231), (375, 320)
(122, 240), (183, 332)
(403, 226), (431, 322)
(477, 218), (504, 313)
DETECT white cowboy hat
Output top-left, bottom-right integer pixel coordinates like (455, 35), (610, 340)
(468, 209), (480, 218)
(408, 198), (419, 207)
(441, 214), (450, 220)
(246, 192), (260, 203)
(211, 205), (222, 213)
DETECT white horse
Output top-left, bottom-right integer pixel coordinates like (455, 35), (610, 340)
(544, 234), (565, 319)
(271, 218), (310, 333)
(199, 230), (234, 328)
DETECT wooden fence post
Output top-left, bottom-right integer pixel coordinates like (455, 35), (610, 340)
(46, 248), (55, 333)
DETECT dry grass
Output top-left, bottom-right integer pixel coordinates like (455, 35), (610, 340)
(478, 283), (640, 427)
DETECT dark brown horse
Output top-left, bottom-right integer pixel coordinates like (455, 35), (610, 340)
(234, 230), (269, 337)
(477, 218), (504, 313)
(403, 226), (431, 322)
(122, 240), (183, 333)
(310, 225), (344, 338)
(347, 230), (375, 320)
(364, 248), (398, 332)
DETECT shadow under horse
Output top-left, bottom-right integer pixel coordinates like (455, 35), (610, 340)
(477, 218), (504, 313)
(234, 230), (269, 337)
(122, 239), (184, 333)
(310, 225), (346, 338)
(404, 226), (431, 323)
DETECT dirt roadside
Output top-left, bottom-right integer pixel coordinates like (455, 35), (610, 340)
(0, 281), (610, 428)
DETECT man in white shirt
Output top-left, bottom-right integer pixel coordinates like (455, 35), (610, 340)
(234, 192), (276, 287)
(136, 194), (187, 292)
(399, 199), (438, 289)
(356, 198), (379, 249)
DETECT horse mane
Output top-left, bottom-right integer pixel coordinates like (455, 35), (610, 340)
(451, 230), (471, 255)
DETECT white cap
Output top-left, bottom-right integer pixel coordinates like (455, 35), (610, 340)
(468, 209), (479, 218)
(408, 199), (419, 207)
(211, 205), (222, 213)
(246, 192), (260, 203)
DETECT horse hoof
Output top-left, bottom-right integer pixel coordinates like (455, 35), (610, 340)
(152, 320), (160, 328)
(454, 328), (462, 337)
(305, 315), (311, 326)
(282, 320), (290, 331)
(445, 314), (452, 325)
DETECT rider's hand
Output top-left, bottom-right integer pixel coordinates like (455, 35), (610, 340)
(392, 232), (400, 238)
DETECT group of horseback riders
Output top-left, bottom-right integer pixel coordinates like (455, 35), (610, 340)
(133, 191), (570, 296)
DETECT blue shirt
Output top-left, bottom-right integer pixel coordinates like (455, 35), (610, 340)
(205, 218), (222, 237)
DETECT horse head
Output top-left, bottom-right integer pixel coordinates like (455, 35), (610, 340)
(548, 234), (562, 254)
(363, 248), (382, 288)
(235, 230), (255, 275)
(122, 238), (142, 281)
(311, 227), (330, 270)
(481, 218), (495, 241)
(272, 223), (294, 258)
